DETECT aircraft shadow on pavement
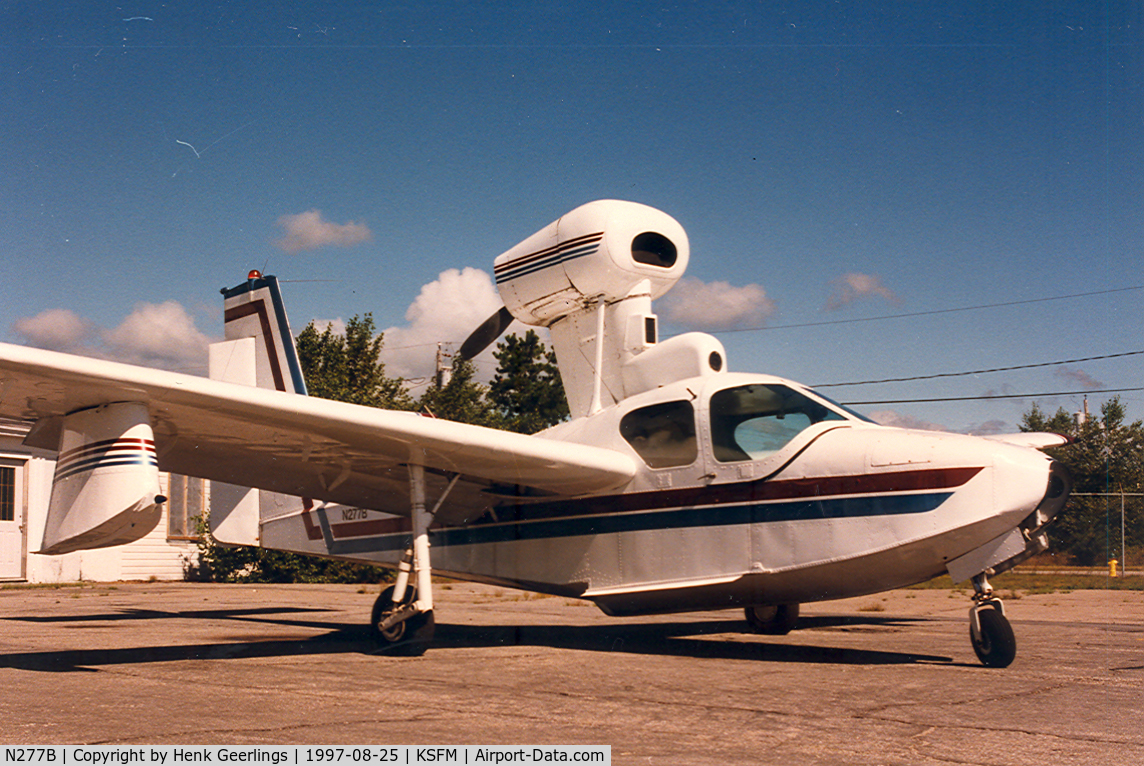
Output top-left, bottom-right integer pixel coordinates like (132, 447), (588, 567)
(429, 616), (951, 666)
(3, 605), (337, 624)
(0, 606), (950, 672)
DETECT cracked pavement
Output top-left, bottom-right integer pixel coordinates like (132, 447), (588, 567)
(1, 582), (1140, 764)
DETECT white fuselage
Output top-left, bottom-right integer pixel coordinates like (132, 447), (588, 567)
(262, 371), (1061, 615)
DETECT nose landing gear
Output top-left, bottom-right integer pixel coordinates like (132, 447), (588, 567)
(969, 571), (1016, 668)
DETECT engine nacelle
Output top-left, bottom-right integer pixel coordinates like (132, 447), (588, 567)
(494, 199), (689, 326)
(40, 401), (165, 555)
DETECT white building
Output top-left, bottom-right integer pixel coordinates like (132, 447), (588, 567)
(0, 273), (307, 584)
(0, 419), (202, 583)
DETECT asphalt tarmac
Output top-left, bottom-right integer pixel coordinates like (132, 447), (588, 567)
(1, 581), (1141, 765)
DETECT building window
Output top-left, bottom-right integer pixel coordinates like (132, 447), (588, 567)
(0, 466), (14, 522)
(166, 474), (206, 540)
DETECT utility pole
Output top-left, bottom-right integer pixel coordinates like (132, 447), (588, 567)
(435, 343), (452, 389)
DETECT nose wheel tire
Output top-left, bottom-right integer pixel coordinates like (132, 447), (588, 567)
(371, 584), (435, 656)
(745, 603), (800, 635)
(970, 603), (1016, 668)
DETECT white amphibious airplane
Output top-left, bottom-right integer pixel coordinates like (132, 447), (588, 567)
(0, 200), (1070, 667)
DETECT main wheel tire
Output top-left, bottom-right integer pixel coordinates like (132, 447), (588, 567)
(370, 584), (435, 656)
(745, 603), (800, 635)
(971, 607), (1016, 668)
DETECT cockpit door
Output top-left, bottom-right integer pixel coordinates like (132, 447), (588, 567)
(617, 398), (707, 489)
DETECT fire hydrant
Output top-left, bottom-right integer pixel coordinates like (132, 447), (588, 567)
(1109, 559), (1119, 577)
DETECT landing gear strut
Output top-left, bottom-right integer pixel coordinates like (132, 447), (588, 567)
(369, 465), (457, 656)
(968, 571), (1016, 668)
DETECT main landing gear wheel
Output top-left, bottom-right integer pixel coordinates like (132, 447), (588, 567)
(968, 571), (1016, 668)
(371, 584), (435, 656)
(745, 603), (800, 635)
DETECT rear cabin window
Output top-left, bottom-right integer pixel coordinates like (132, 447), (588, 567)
(620, 400), (697, 468)
(710, 384), (844, 462)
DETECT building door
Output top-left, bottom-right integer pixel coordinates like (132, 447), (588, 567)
(0, 460), (26, 580)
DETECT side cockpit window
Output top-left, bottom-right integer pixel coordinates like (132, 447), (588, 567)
(711, 384), (844, 462)
(620, 400), (698, 468)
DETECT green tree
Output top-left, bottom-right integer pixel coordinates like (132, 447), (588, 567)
(417, 357), (497, 427)
(1021, 397), (1144, 565)
(1020, 402), (1076, 436)
(295, 314), (412, 409)
(488, 330), (569, 434)
(197, 521), (389, 584)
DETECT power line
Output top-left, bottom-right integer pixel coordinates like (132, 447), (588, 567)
(375, 284), (1143, 352)
(707, 284), (1144, 335)
(817, 349), (1144, 388)
(842, 386), (1144, 406)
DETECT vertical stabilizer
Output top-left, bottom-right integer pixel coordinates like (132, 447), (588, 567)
(216, 271), (307, 395)
(208, 271), (308, 546)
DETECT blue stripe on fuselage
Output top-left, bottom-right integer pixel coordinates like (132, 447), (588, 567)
(320, 492), (953, 556)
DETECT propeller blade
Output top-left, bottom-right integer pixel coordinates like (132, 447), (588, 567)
(458, 306), (515, 360)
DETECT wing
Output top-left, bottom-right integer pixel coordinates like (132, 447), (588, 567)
(0, 343), (636, 517)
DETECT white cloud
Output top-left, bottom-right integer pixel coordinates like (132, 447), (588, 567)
(1054, 366), (1103, 391)
(658, 276), (776, 330)
(870, 411), (1013, 436)
(102, 301), (212, 370)
(824, 273), (899, 311)
(381, 267), (518, 380)
(12, 309), (93, 351)
(867, 409), (949, 432)
(967, 420), (1010, 436)
(304, 318), (347, 337)
(981, 383), (1021, 400)
(275, 209), (372, 253)
(14, 302), (213, 373)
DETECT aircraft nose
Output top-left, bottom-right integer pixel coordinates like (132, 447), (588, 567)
(987, 443), (1072, 534)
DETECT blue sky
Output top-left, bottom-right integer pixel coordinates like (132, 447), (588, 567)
(2, 2), (1141, 433)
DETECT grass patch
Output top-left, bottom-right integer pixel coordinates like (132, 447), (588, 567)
(907, 571), (1144, 595)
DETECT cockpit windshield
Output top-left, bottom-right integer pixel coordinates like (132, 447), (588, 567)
(710, 384), (847, 462)
(807, 389), (877, 424)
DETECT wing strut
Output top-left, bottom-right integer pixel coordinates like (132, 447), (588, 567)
(373, 465), (460, 652)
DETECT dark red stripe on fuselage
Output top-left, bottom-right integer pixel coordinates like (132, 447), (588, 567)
(481, 465), (985, 525)
(318, 466), (984, 541)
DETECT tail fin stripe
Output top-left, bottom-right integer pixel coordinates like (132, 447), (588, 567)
(262, 277), (308, 395)
(224, 300), (287, 391)
(221, 275), (308, 395)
